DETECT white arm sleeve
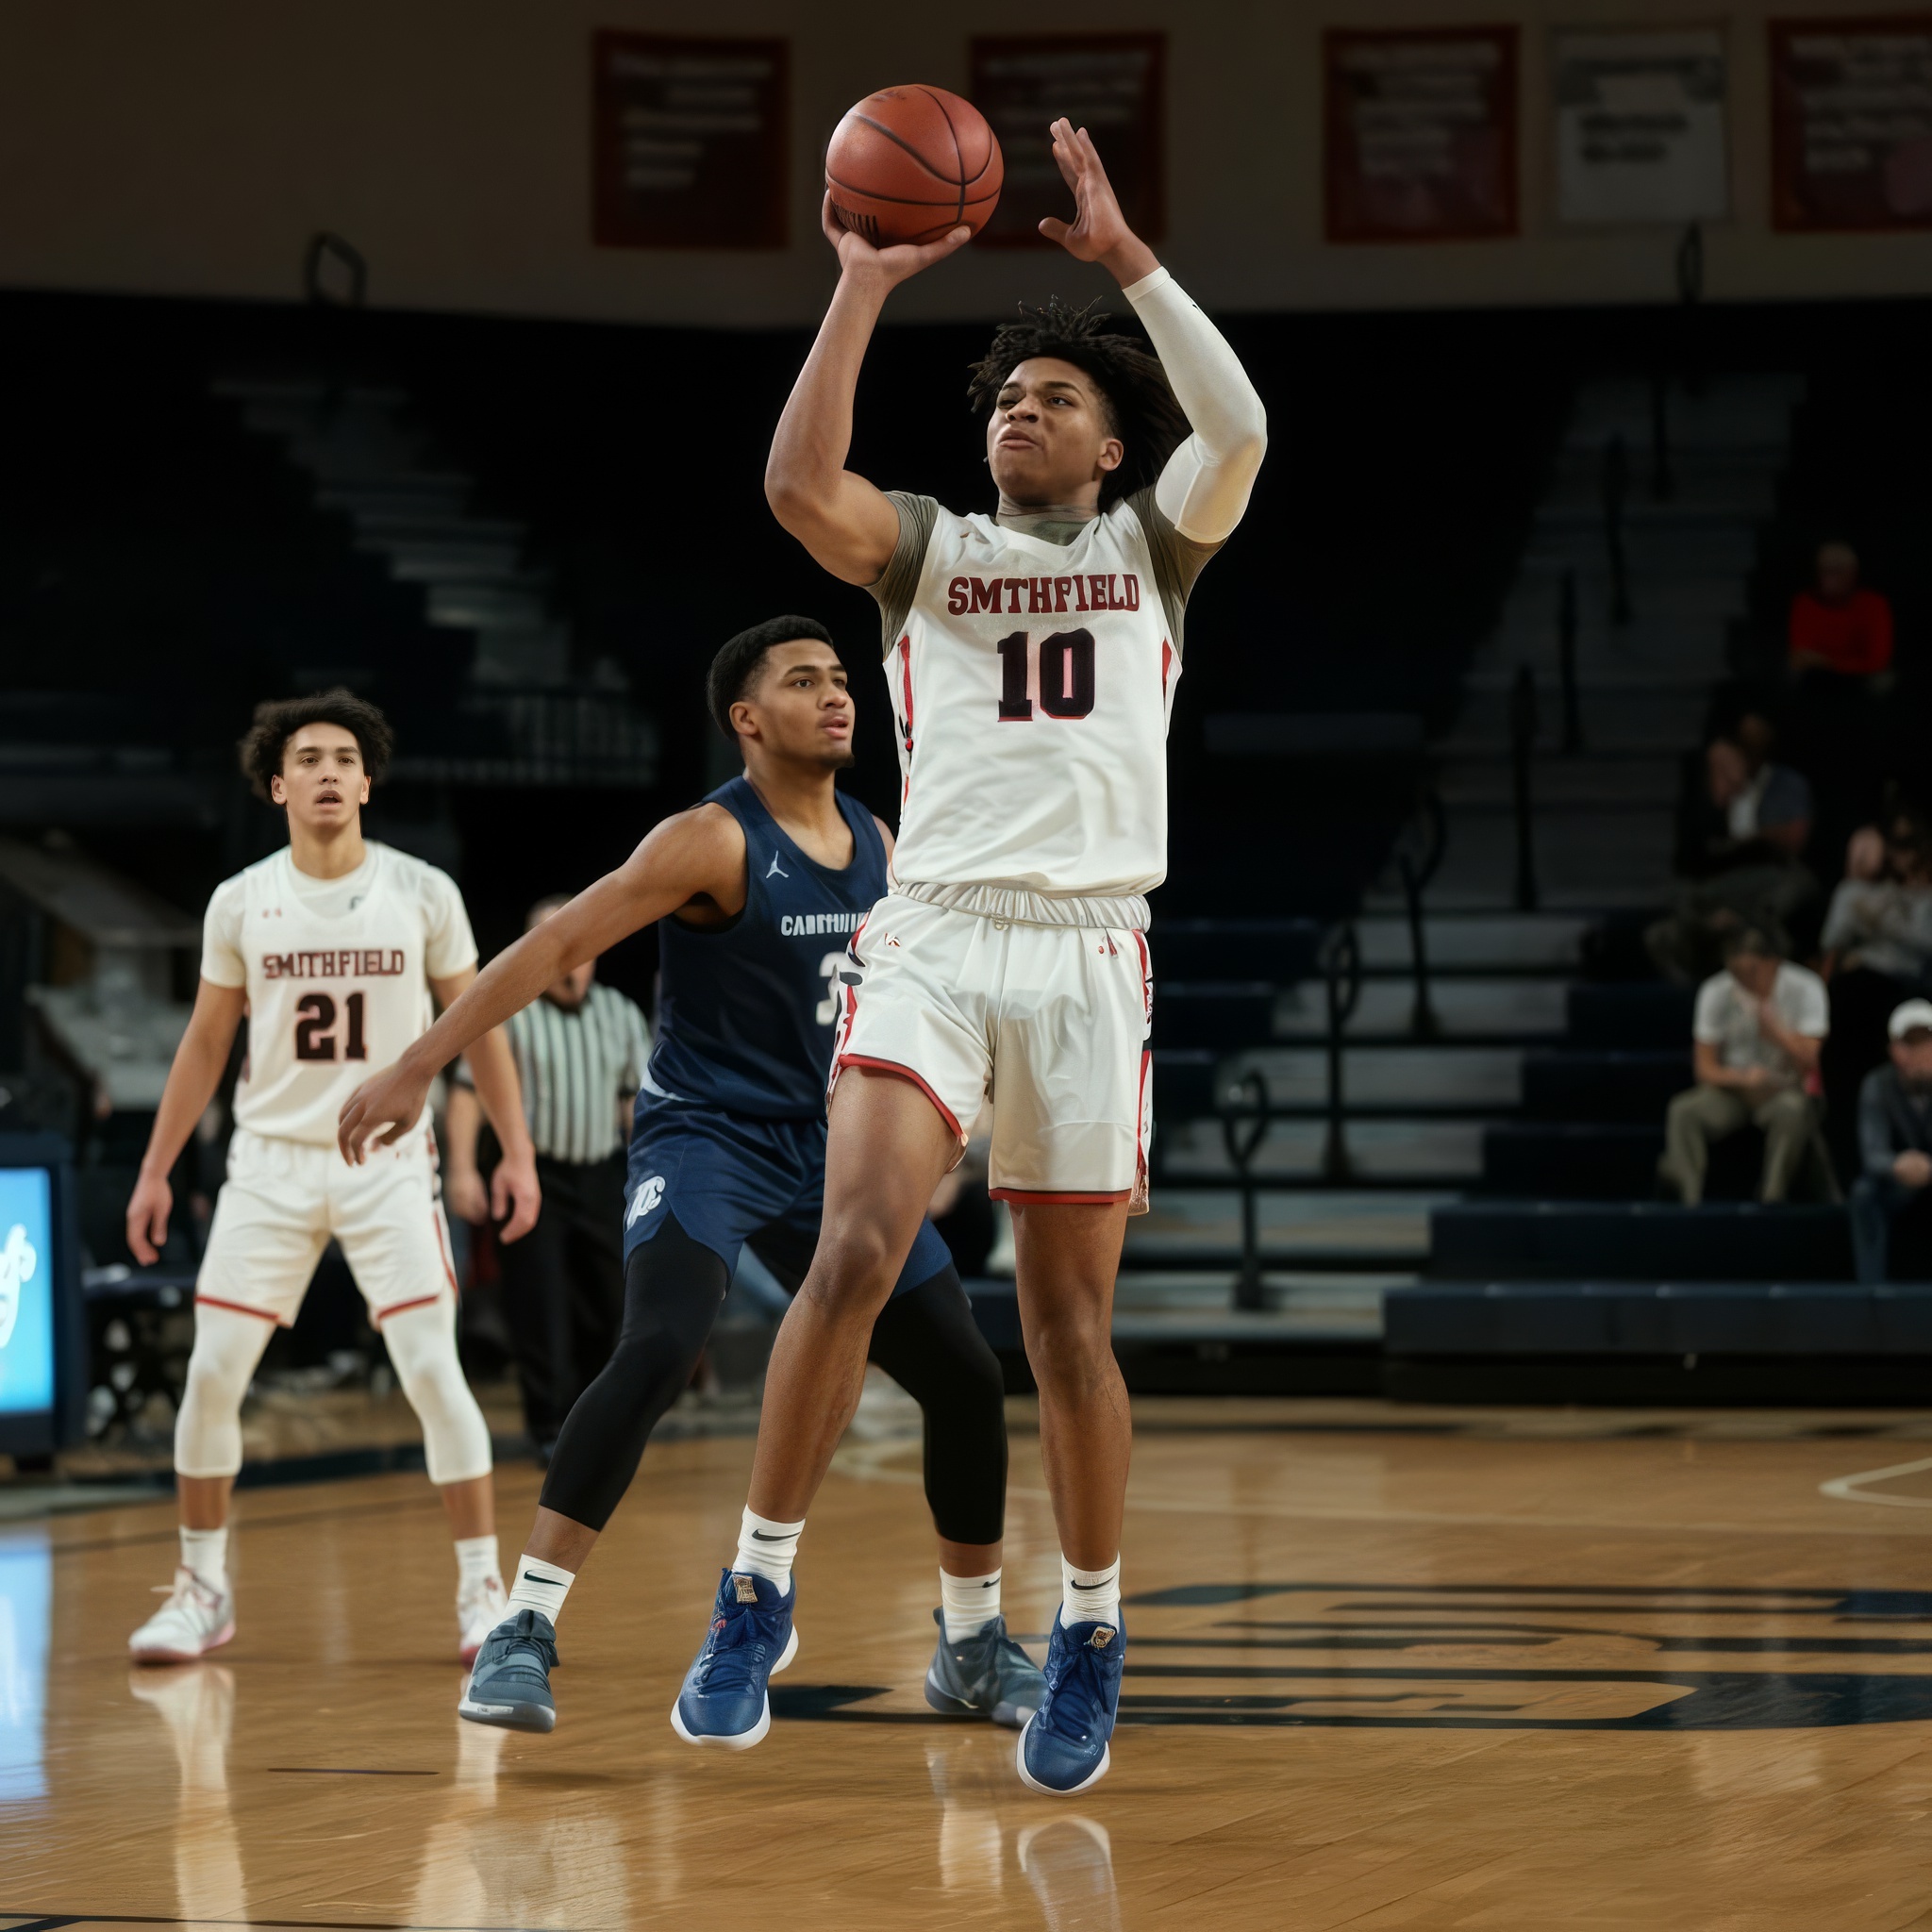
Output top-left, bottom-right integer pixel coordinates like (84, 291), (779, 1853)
(1124, 267), (1268, 544)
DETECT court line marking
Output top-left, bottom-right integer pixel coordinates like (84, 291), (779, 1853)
(831, 1438), (1932, 1539)
(0, 1916), (564, 1931)
(1820, 1456), (1932, 1508)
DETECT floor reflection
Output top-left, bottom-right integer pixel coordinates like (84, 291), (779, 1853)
(408, 1685), (631, 1931)
(927, 1739), (1121, 1931)
(126, 1662), (248, 1925)
(0, 1527), (51, 1807)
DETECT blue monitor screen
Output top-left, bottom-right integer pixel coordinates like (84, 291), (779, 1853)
(0, 1169), (54, 1419)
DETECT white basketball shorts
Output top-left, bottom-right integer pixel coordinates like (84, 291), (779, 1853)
(195, 1127), (460, 1327)
(830, 894), (1153, 1211)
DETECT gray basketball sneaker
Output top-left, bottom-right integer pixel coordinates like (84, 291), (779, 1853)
(458, 1608), (559, 1734)
(924, 1608), (1046, 1728)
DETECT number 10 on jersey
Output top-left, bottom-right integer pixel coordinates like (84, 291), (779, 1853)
(996, 628), (1096, 722)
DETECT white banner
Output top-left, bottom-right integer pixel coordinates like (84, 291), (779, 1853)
(1555, 28), (1728, 225)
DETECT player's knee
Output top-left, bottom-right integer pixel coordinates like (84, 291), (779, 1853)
(383, 1300), (491, 1486)
(174, 1304), (271, 1479)
(1021, 1301), (1114, 1400)
(799, 1223), (903, 1317)
(939, 1324), (1008, 1424)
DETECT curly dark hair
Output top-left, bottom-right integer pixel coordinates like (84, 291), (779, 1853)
(966, 296), (1189, 508)
(238, 688), (394, 803)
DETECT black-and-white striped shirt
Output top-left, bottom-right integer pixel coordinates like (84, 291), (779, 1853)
(463, 982), (651, 1165)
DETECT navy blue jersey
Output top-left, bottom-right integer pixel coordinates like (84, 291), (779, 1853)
(642, 776), (887, 1120)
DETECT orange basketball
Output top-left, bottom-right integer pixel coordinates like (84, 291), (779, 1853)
(825, 85), (1004, 247)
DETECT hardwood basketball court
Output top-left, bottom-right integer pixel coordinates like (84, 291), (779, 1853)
(8, 1396), (1932, 1929)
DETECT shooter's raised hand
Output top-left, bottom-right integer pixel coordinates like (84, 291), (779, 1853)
(1037, 119), (1158, 285)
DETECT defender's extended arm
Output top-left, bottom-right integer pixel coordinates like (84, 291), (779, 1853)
(338, 808), (744, 1162)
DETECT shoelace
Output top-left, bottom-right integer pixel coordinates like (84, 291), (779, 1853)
(152, 1571), (223, 1615)
(487, 1615), (558, 1673)
(1041, 1638), (1116, 1742)
(693, 1603), (785, 1690)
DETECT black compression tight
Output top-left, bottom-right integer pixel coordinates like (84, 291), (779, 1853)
(537, 1210), (1008, 1545)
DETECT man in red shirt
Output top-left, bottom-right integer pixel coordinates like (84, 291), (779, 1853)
(1790, 541), (1894, 678)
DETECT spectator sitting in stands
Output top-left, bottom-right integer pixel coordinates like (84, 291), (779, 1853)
(1822, 814), (1932, 988)
(1790, 541), (1894, 685)
(1647, 722), (1817, 985)
(1820, 812), (1932, 1182)
(1849, 998), (1932, 1284)
(1660, 924), (1833, 1206)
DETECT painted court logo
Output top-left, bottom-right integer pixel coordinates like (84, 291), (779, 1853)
(625, 1176), (666, 1228)
(0, 1221), (36, 1349)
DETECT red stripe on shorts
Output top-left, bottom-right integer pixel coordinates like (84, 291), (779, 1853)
(432, 1207), (459, 1295)
(372, 1291), (444, 1326)
(194, 1293), (283, 1326)
(835, 1053), (964, 1141)
(990, 1188), (1132, 1206)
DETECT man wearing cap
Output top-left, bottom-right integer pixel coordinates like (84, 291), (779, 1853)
(1850, 999), (1932, 1283)
(1662, 925), (1831, 1205)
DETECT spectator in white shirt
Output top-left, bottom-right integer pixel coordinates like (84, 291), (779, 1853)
(1661, 925), (1832, 1205)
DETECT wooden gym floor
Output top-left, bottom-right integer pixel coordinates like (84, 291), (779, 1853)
(8, 1395), (1932, 1929)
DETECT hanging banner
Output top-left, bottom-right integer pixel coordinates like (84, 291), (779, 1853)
(591, 31), (789, 249)
(1325, 26), (1520, 242)
(969, 33), (1165, 247)
(1770, 17), (1932, 230)
(1555, 28), (1729, 225)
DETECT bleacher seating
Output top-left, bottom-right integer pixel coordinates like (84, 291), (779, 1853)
(1431, 1200), (1854, 1281)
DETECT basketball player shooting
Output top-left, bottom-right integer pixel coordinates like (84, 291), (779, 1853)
(337, 623), (1041, 1741)
(667, 119), (1266, 1793)
(123, 691), (540, 1667)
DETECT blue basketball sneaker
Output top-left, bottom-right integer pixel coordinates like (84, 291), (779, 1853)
(458, 1608), (559, 1734)
(670, 1570), (799, 1749)
(1017, 1613), (1124, 1795)
(924, 1608), (1046, 1728)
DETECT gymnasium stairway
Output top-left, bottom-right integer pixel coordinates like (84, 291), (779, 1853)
(212, 376), (659, 787)
(1426, 370), (1803, 908)
(1108, 373), (1811, 1382)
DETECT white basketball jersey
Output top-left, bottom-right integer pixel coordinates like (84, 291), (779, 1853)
(887, 499), (1178, 903)
(200, 842), (478, 1147)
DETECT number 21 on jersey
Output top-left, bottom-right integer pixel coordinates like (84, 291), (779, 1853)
(294, 991), (367, 1061)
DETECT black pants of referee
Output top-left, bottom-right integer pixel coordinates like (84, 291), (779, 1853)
(496, 1151), (626, 1451)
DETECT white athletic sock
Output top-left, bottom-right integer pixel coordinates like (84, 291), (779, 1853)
(734, 1508), (804, 1592)
(180, 1524), (228, 1592)
(505, 1553), (575, 1624)
(453, 1534), (501, 1594)
(941, 1567), (1003, 1641)
(1060, 1555), (1121, 1629)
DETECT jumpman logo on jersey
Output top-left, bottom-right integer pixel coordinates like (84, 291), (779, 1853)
(766, 853), (790, 880)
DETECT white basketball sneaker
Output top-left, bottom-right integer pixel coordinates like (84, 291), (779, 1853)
(129, 1567), (236, 1664)
(458, 1574), (510, 1666)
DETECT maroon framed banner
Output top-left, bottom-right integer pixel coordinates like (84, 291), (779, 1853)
(1324, 26), (1520, 242)
(591, 31), (789, 250)
(969, 33), (1165, 247)
(1769, 17), (1932, 231)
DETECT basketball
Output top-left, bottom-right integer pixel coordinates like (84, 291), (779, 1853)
(825, 84), (1003, 247)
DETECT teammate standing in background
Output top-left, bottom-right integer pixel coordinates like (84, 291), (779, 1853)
(339, 621), (1039, 1741)
(125, 690), (540, 1665)
(669, 119), (1266, 1791)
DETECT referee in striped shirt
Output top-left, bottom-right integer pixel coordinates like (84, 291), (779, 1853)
(448, 894), (652, 1457)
